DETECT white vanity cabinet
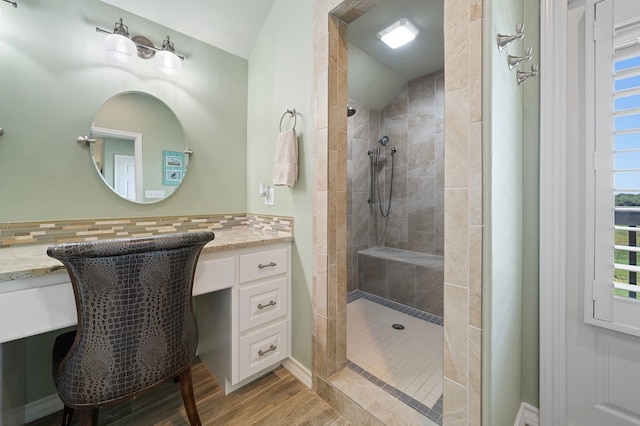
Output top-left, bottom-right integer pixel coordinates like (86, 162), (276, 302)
(195, 242), (291, 394)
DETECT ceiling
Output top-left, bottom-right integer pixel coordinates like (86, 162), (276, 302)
(99, 0), (444, 109)
(348, 0), (444, 81)
(347, 0), (444, 109)
(99, 0), (276, 59)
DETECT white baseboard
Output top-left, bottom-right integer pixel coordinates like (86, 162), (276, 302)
(515, 402), (539, 426)
(24, 393), (62, 424)
(282, 357), (312, 389)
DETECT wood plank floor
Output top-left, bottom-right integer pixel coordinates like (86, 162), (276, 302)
(27, 359), (350, 426)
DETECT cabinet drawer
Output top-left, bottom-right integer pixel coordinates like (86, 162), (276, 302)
(239, 247), (288, 283)
(239, 319), (288, 380)
(239, 277), (287, 332)
(193, 256), (235, 296)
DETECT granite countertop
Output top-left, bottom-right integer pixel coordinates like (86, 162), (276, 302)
(0, 229), (293, 282)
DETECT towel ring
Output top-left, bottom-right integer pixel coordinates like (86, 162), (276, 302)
(279, 108), (296, 132)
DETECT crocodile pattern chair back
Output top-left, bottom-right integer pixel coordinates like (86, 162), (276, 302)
(47, 231), (214, 426)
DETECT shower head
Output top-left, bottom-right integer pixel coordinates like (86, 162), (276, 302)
(347, 104), (356, 117)
(379, 136), (389, 146)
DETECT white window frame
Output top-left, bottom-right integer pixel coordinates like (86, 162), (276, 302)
(585, 0), (640, 337)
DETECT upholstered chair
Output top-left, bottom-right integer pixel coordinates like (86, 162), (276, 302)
(47, 231), (215, 426)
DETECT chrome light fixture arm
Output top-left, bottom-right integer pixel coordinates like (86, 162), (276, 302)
(1, 0), (17, 8)
(96, 22), (185, 61)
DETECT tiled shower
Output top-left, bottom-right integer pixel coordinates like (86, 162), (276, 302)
(346, 70), (445, 422)
(347, 70), (445, 304)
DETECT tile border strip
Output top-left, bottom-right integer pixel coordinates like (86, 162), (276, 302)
(0, 213), (293, 248)
(347, 289), (444, 326)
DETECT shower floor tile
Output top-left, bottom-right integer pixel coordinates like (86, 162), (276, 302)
(347, 292), (443, 423)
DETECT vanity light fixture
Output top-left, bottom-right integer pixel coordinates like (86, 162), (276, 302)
(154, 36), (182, 75)
(1, 0), (17, 8)
(96, 18), (185, 74)
(377, 18), (419, 49)
(101, 18), (137, 64)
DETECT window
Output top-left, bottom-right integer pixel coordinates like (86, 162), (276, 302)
(588, 0), (640, 335)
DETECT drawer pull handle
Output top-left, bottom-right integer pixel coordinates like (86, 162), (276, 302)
(258, 261), (277, 269)
(258, 300), (277, 310)
(258, 344), (277, 356)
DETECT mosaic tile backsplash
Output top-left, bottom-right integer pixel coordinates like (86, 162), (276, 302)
(0, 214), (293, 248)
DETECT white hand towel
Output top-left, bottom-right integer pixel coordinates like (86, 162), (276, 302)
(273, 128), (298, 187)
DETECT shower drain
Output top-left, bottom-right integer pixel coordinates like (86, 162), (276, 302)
(392, 323), (405, 330)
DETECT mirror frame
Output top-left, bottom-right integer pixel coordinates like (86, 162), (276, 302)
(86, 91), (188, 204)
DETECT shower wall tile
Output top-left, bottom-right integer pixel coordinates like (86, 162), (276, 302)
(352, 196), (369, 247)
(347, 68), (444, 263)
(385, 201), (408, 250)
(409, 230), (435, 255)
(409, 74), (436, 119)
(315, 127), (329, 192)
(444, 0), (470, 93)
(435, 190), (445, 256)
(436, 72), (445, 134)
(444, 89), (470, 189)
(409, 115), (436, 148)
(387, 260), (417, 307)
(352, 243), (367, 293)
(383, 115), (408, 168)
(408, 208), (432, 233)
(353, 144), (370, 193)
(469, 122), (483, 226)
(469, 225), (483, 328)
(383, 86), (408, 118)
(407, 140), (434, 178)
(435, 133), (445, 190)
(469, 19), (484, 123)
(442, 0), (483, 423)
(416, 264), (444, 316)
(350, 105), (370, 142)
(444, 283), (468, 384)
(444, 377), (468, 426)
(369, 107), (380, 141)
(360, 254), (387, 298)
(444, 188), (469, 287)
(469, 325), (482, 426)
(388, 164), (408, 200)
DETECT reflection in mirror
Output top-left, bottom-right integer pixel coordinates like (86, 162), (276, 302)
(89, 91), (187, 204)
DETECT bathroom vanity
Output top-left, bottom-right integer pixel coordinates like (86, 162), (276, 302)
(194, 243), (291, 393)
(0, 228), (292, 423)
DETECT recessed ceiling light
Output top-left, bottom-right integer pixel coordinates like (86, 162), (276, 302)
(377, 18), (419, 49)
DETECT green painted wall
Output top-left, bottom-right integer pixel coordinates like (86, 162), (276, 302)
(0, 0), (249, 404)
(522, 0), (540, 409)
(246, 0), (314, 370)
(0, 0), (248, 222)
(483, 0), (526, 423)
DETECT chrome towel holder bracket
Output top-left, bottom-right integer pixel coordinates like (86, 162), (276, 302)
(279, 108), (296, 132)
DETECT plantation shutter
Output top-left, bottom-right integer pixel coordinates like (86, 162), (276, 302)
(591, 0), (640, 335)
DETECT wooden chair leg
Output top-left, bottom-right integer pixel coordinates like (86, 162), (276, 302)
(79, 408), (99, 426)
(61, 405), (74, 426)
(178, 368), (202, 426)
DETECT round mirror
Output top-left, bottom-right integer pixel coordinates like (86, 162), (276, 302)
(89, 91), (187, 204)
